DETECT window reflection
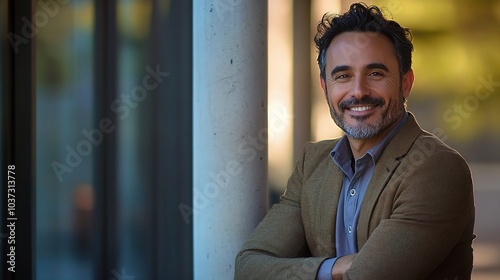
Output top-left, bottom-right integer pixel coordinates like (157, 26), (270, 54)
(35, 0), (191, 278)
(36, 1), (94, 279)
(115, 0), (154, 277)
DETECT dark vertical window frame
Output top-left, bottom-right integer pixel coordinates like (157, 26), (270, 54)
(148, 0), (161, 277)
(93, 0), (119, 278)
(292, 0), (312, 163)
(0, 0), (7, 273)
(0, 0), (10, 277)
(151, 0), (193, 278)
(89, 0), (193, 277)
(0, 6), (5, 275)
(1, 0), (36, 279)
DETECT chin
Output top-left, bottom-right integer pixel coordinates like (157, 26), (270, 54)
(342, 121), (386, 139)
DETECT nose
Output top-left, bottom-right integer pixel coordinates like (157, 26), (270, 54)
(350, 76), (369, 99)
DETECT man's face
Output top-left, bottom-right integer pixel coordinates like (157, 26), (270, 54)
(321, 32), (414, 139)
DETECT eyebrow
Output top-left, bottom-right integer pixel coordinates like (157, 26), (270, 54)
(329, 63), (390, 77)
(330, 65), (351, 77)
(366, 63), (389, 72)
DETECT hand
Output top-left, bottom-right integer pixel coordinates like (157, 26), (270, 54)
(331, 253), (356, 280)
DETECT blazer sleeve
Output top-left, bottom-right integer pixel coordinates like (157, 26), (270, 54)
(345, 146), (475, 280)
(234, 144), (327, 280)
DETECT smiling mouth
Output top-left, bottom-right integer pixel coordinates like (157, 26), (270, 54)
(338, 96), (385, 114)
(349, 105), (375, 112)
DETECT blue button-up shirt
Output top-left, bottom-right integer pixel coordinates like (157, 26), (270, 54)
(316, 113), (409, 280)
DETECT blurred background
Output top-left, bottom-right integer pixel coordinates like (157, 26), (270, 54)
(1, 0), (499, 279)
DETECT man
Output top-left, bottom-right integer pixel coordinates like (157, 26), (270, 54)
(235, 3), (475, 280)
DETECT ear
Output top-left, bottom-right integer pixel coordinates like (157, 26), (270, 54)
(320, 76), (327, 94)
(402, 69), (414, 99)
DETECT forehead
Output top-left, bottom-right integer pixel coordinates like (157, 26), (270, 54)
(326, 32), (398, 68)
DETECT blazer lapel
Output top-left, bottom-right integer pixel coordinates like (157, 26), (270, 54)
(356, 112), (423, 247)
(356, 154), (402, 246)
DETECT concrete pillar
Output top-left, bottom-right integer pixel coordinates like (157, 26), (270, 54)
(193, 1), (268, 279)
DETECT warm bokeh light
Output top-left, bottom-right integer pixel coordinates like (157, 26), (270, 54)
(268, 0), (294, 191)
(73, 184), (94, 211)
(117, 0), (152, 40)
(310, 0), (343, 142)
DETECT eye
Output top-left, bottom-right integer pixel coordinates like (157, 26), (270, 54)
(369, 71), (384, 77)
(335, 74), (349, 80)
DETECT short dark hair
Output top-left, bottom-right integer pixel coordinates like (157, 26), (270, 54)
(314, 3), (413, 80)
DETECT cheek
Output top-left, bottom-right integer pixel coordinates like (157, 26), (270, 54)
(327, 84), (348, 106)
(371, 81), (400, 100)
(380, 77), (400, 92)
(327, 91), (341, 109)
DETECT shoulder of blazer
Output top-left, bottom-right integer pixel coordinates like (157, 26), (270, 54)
(385, 112), (465, 164)
(298, 112), (457, 179)
(300, 112), (423, 167)
(302, 139), (340, 170)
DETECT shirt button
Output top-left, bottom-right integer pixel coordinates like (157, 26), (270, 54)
(348, 226), (352, 233)
(350, 189), (356, 196)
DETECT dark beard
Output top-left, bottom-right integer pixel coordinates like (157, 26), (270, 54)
(328, 92), (405, 139)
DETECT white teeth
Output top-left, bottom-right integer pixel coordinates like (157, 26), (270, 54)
(350, 106), (373, 112)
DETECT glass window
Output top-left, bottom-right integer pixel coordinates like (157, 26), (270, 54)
(114, 0), (155, 277)
(36, 1), (95, 279)
(34, 0), (193, 278)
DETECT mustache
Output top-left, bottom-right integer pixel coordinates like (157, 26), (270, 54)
(338, 96), (385, 110)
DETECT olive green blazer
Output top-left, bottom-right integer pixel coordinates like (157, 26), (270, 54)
(235, 113), (475, 280)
